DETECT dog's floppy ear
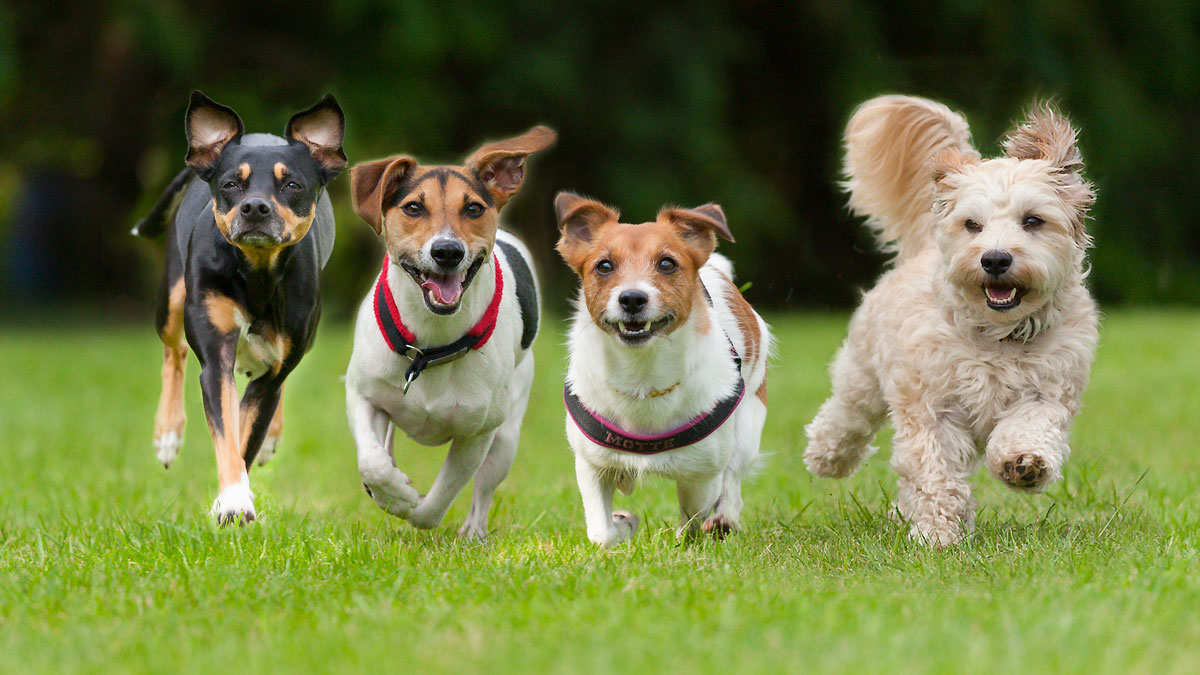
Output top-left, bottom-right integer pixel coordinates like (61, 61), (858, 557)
(185, 91), (243, 180)
(466, 126), (558, 209)
(554, 192), (618, 269)
(659, 203), (734, 262)
(1003, 102), (1096, 246)
(286, 93), (348, 184)
(350, 156), (417, 235)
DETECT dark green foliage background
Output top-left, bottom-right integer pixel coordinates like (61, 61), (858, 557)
(0, 1), (1196, 315)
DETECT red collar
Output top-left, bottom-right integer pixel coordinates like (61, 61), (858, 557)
(373, 253), (503, 392)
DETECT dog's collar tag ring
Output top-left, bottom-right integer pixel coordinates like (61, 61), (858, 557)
(564, 280), (746, 455)
(374, 254), (504, 394)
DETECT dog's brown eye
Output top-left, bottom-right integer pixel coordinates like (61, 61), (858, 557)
(965, 219), (982, 233)
(222, 181), (238, 191)
(657, 257), (677, 273)
(1023, 215), (1044, 230)
(464, 202), (484, 218)
(595, 259), (614, 275)
(402, 202), (424, 217)
(286, 181), (302, 191)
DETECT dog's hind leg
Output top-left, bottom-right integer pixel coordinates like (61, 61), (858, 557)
(804, 323), (886, 478)
(153, 277), (188, 468)
(458, 356), (534, 541)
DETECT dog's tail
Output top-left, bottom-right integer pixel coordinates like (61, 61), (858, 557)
(843, 95), (978, 259)
(131, 168), (193, 239)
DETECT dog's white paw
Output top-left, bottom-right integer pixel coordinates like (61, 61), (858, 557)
(458, 519), (488, 542)
(154, 431), (182, 468)
(361, 462), (419, 518)
(907, 514), (968, 549)
(211, 477), (256, 526)
(590, 510), (639, 548)
(255, 436), (279, 466)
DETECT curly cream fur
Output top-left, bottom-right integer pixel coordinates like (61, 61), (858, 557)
(805, 95), (1099, 548)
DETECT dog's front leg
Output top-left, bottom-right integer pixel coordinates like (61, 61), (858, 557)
(575, 454), (639, 548)
(195, 334), (255, 525)
(890, 403), (977, 548)
(347, 386), (418, 517)
(238, 375), (285, 469)
(407, 431), (497, 530)
(986, 398), (1073, 492)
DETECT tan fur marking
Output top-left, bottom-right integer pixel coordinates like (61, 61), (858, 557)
(272, 199), (316, 246)
(154, 343), (188, 440)
(161, 278), (186, 345)
(274, 162), (288, 181)
(562, 217), (714, 339)
(266, 383), (285, 443)
(755, 378), (768, 405)
(211, 202), (235, 239)
(724, 280), (761, 367)
(205, 293), (242, 333)
(238, 403), (260, 461)
(207, 378), (243, 489)
(237, 163), (250, 181)
(382, 167), (498, 267)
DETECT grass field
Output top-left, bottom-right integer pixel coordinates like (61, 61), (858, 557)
(1, 309), (1198, 673)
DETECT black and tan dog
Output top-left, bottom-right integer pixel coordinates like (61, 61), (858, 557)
(133, 91), (346, 524)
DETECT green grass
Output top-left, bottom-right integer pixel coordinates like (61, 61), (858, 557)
(1, 309), (1198, 673)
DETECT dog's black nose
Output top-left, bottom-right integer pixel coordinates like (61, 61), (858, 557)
(240, 198), (273, 222)
(981, 250), (1013, 276)
(430, 238), (466, 269)
(618, 289), (649, 314)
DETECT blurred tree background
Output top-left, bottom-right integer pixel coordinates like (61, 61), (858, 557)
(0, 0), (1197, 320)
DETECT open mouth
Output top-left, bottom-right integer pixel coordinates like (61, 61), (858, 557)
(983, 283), (1027, 311)
(402, 254), (486, 315)
(607, 316), (673, 345)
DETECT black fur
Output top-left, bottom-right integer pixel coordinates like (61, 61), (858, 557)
(496, 237), (538, 350)
(139, 92), (344, 471)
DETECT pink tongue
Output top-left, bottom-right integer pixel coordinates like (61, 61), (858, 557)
(421, 273), (464, 305)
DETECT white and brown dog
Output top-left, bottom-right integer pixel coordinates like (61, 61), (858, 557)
(344, 127), (555, 540)
(804, 95), (1098, 547)
(555, 193), (771, 547)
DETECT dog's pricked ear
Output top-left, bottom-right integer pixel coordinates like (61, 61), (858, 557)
(1003, 103), (1096, 246)
(1002, 102), (1084, 173)
(554, 192), (618, 269)
(286, 94), (348, 184)
(350, 156), (417, 235)
(467, 126), (558, 209)
(185, 91), (244, 180)
(660, 203), (734, 261)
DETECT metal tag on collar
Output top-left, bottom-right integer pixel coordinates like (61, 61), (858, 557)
(403, 367), (419, 394)
(402, 344), (424, 361)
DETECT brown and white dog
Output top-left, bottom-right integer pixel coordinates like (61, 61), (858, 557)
(344, 127), (554, 540)
(555, 193), (771, 547)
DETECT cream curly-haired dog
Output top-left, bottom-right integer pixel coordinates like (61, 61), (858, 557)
(803, 95), (1098, 547)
